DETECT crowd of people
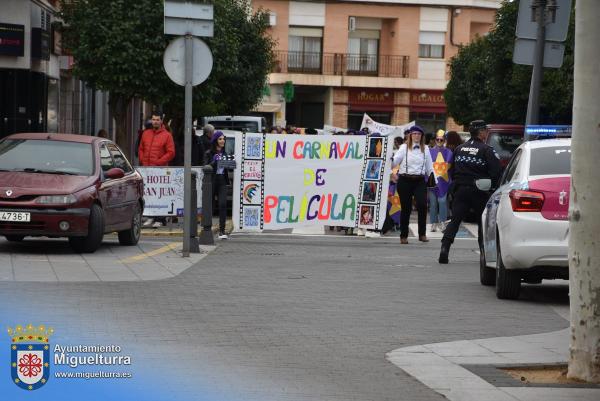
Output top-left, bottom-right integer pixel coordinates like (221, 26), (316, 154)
(115, 113), (496, 249)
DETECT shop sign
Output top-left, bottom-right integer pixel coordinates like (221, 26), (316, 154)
(0, 23), (25, 57)
(349, 89), (393, 107)
(410, 91), (445, 107)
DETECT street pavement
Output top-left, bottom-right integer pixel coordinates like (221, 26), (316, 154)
(0, 231), (593, 400)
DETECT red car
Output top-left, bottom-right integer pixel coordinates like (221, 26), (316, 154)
(0, 133), (144, 252)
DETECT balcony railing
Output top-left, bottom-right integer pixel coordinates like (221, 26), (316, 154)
(273, 51), (409, 78)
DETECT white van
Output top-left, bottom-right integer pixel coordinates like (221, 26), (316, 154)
(202, 115), (266, 133)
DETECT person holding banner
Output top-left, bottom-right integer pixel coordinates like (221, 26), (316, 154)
(392, 125), (435, 244)
(204, 131), (232, 239)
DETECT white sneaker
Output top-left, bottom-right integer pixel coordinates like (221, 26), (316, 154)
(365, 230), (381, 238)
(142, 218), (154, 227)
(152, 221), (164, 228)
(218, 232), (228, 239)
(430, 223), (438, 232)
(357, 228), (366, 236)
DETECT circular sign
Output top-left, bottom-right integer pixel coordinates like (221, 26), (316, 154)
(163, 37), (213, 87)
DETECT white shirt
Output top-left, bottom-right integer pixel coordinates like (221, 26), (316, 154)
(392, 143), (434, 177)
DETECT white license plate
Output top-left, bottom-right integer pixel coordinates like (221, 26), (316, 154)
(0, 211), (31, 222)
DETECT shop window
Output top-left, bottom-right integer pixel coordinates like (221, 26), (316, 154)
(347, 111), (390, 131)
(409, 112), (446, 137)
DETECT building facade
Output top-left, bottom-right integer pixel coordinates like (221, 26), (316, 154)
(252, 0), (501, 134)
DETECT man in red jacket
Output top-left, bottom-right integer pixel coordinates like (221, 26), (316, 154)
(139, 113), (176, 227)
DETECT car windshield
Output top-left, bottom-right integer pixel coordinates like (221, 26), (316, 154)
(529, 145), (571, 176)
(211, 121), (259, 132)
(0, 139), (94, 176)
(488, 133), (524, 159)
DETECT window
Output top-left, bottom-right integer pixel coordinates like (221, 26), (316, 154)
(99, 144), (114, 173)
(347, 29), (379, 74)
(488, 133), (524, 160)
(107, 144), (133, 173)
(288, 27), (322, 72)
(502, 150), (522, 185)
(529, 146), (571, 176)
(409, 112), (446, 136)
(0, 139), (93, 176)
(419, 31), (445, 59)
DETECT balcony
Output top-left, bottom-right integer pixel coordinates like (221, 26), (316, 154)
(273, 51), (409, 78)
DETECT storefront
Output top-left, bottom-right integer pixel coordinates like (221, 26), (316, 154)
(409, 90), (447, 136)
(347, 88), (394, 130)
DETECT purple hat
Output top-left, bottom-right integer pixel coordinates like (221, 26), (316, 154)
(211, 130), (224, 143)
(408, 125), (425, 135)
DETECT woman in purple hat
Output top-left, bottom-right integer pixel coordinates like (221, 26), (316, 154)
(391, 125), (435, 244)
(204, 131), (232, 239)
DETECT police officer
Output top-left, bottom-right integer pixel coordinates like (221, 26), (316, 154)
(439, 120), (502, 264)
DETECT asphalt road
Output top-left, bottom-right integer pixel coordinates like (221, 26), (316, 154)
(0, 234), (569, 400)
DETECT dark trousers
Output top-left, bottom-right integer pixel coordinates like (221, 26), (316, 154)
(213, 174), (228, 232)
(442, 185), (489, 248)
(397, 176), (427, 238)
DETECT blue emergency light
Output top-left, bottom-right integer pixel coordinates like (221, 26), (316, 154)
(525, 125), (572, 141)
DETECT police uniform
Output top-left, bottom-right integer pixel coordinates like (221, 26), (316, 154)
(439, 120), (502, 264)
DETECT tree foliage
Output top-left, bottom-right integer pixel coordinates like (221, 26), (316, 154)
(60, 0), (274, 150)
(445, 0), (574, 126)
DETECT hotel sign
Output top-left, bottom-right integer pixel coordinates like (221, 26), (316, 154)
(0, 23), (25, 57)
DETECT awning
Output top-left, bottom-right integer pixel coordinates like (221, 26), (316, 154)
(253, 102), (282, 113)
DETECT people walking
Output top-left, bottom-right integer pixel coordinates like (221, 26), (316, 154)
(392, 125), (435, 244)
(438, 120), (502, 264)
(204, 131), (232, 239)
(138, 112), (176, 228)
(198, 124), (215, 164)
(429, 130), (453, 232)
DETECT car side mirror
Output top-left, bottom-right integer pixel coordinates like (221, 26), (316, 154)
(105, 167), (125, 179)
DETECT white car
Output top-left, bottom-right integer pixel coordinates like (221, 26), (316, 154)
(481, 139), (571, 299)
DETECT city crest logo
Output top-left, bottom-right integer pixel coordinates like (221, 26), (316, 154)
(8, 324), (53, 390)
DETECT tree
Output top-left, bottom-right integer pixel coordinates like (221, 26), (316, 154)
(445, 0), (574, 126)
(60, 0), (274, 155)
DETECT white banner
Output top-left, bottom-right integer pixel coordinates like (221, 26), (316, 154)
(233, 133), (393, 231)
(360, 113), (414, 137)
(137, 167), (203, 217)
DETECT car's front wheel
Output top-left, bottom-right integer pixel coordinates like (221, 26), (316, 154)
(480, 242), (495, 286)
(69, 204), (104, 253)
(5, 235), (25, 242)
(118, 202), (142, 246)
(495, 238), (521, 299)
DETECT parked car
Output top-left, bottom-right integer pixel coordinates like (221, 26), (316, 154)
(202, 115), (266, 133)
(485, 124), (525, 168)
(0, 133), (144, 253)
(480, 138), (571, 299)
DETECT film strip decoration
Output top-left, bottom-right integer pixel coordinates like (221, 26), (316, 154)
(356, 135), (388, 229)
(239, 132), (266, 230)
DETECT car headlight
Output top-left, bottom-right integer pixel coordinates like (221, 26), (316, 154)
(36, 194), (77, 205)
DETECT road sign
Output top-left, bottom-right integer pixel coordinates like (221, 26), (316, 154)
(513, 38), (565, 68)
(164, 1), (214, 37)
(516, 0), (571, 42)
(163, 37), (213, 87)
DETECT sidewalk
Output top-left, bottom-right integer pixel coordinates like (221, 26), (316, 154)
(140, 216), (233, 237)
(387, 306), (600, 401)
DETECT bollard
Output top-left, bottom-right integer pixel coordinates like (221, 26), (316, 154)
(199, 165), (214, 245)
(188, 171), (200, 253)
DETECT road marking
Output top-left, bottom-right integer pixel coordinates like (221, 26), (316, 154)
(120, 242), (181, 264)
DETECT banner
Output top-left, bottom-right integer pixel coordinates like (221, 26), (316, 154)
(233, 133), (393, 231)
(322, 124), (347, 135)
(360, 113), (414, 137)
(136, 167), (203, 217)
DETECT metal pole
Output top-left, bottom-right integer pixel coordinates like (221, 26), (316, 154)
(182, 34), (193, 257)
(568, 0), (600, 383)
(525, 0), (547, 125)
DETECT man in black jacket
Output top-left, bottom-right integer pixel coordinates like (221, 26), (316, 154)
(439, 120), (502, 264)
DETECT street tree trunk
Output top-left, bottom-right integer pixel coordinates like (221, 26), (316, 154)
(108, 93), (132, 157)
(568, 0), (600, 383)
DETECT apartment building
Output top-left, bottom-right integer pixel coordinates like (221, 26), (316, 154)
(252, 0), (501, 134)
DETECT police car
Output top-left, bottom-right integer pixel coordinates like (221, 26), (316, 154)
(480, 126), (571, 299)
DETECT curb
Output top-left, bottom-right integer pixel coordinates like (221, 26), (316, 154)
(140, 220), (233, 237)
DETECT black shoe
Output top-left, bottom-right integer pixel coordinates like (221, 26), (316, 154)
(438, 243), (450, 264)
